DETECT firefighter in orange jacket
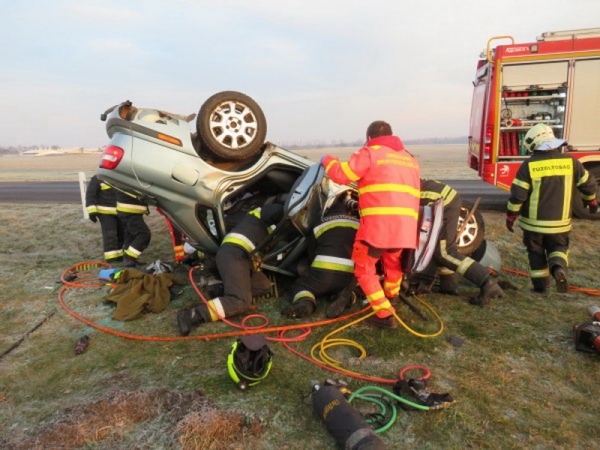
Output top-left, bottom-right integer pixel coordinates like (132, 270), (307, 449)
(507, 124), (598, 293)
(116, 190), (152, 267)
(321, 121), (421, 328)
(85, 175), (124, 263)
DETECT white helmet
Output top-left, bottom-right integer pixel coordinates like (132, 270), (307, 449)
(523, 123), (566, 152)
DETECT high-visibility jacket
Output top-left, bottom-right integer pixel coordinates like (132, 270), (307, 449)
(322, 135), (421, 249)
(85, 175), (117, 216)
(309, 213), (359, 273)
(221, 204), (283, 254)
(116, 191), (149, 215)
(507, 151), (597, 234)
(420, 178), (458, 208)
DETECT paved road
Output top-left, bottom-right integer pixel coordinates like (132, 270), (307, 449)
(0, 180), (509, 210)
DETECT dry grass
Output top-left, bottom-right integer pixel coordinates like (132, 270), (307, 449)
(1, 154), (599, 449)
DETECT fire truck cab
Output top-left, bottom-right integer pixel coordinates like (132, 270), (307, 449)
(468, 28), (600, 219)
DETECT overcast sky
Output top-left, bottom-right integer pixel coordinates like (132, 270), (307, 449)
(1, 0), (598, 148)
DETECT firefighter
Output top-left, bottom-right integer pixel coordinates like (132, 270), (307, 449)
(506, 123), (598, 293)
(116, 190), (152, 267)
(177, 203), (284, 336)
(321, 121), (421, 329)
(85, 175), (124, 263)
(281, 196), (360, 319)
(420, 178), (504, 305)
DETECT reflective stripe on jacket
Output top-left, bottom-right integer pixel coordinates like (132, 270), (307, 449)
(507, 151), (597, 234)
(116, 190), (149, 215)
(420, 178), (458, 207)
(309, 214), (359, 273)
(85, 175), (117, 215)
(322, 135), (421, 248)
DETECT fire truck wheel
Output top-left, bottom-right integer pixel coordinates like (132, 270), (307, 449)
(572, 166), (600, 221)
(457, 202), (485, 256)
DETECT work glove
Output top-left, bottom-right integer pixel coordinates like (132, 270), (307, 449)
(181, 250), (203, 266)
(586, 199), (598, 214)
(88, 213), (98, 223)
(505, 215), (517, 233)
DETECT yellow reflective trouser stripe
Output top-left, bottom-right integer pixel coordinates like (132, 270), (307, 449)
(341, 162), (360, 181)
(366, 291), (392, 312)
(313, 219), (359, 238)
(207, 298), (225, 322)
(222, 233), (255, 252)
(512, 178), (530, 190)
(248, 208), (261, 219)
(359, 184), (420, 198)
(311, 255), (354, 272)
(439, 240), (474, 275)
(384, 280), (400, 296)
(548, 251), (568, 264)
(125, 247), (141, 258)
(293, 290), (316, 303)
(361, 207), (419, 220)
(530, 269), (550, 278)
(105, 250), (123, 259)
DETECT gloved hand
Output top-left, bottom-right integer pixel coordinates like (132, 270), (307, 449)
(181, 251), (203, 266)
(89, 213), (98, 223)
(505, 215), (517, 233)
(586, 199), (598, 214)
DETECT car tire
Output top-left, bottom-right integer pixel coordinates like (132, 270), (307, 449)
(572, 165), (600, 220)
(196, 91), (267, 162)
(457, 202), (485, 256)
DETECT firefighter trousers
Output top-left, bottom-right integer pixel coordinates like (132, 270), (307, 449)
(118, 213), (151, 259)
(98, 214), (124, 262)
(352, 240), (401, 319)
(434, 201), (489, 287)
(289, 266), (355, 306)
(522, 230), (569, 290)
(198, 245), (272, 322)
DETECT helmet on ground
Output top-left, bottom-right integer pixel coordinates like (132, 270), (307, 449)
(227, 334), (273, 389)
(523, 123), (566, 152)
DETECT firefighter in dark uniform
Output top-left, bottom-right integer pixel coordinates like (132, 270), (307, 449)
(116, 190), (152, 267)
(506, 123), (598, 293)
(177, 203), (284, 336)
(85, 175), (124, 263)
(420, 178), (504, 305)
(281, 197), (359, 319)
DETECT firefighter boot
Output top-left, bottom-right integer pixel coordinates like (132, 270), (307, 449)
(365, 313), (398, 329)
(531, 277), (549, 294)
(552, 267), (569, 294)
(326, 284), (358, 319)
(281, 298), (316, 319)
(469, 278), (504, 307)
(177, 306), (206, 336)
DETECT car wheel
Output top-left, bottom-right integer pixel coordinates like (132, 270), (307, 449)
(197, 91), (267, 161)
(572, 165), (600, 220)
(457, 202), (485, 256)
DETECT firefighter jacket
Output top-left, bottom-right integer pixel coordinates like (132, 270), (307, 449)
(309, 213), (359, 273)
(322, 135), (421, 249)
(419, 178), (458, 208)
(221, 204), (283, 254)
(507, 151), (597, 234)
(85, 175), (117, 216)
(116, 190), (149, 215)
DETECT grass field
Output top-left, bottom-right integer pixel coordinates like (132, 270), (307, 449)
(0, 153), (599, 449)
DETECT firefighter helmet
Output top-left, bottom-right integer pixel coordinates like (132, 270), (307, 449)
(523, 123), (566, 152)
(227, 334), (273, 389)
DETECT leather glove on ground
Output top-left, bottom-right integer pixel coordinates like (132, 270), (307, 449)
(505, 215), (517, 233)
(586, 199), (598, 214)
(88, 213), (98, 223)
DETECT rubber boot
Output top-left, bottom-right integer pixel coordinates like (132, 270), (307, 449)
(281, 298), (316, 319)
(552, 266), (569, 294)
(531, 277), (549, 294)
(326, 282), (358, 319)
(177, 305), (206, 336)
(469, 278), (504, 307)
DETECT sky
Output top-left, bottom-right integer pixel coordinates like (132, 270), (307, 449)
(0, 0), (599, 148)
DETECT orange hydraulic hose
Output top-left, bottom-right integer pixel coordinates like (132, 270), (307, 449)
(502, 267), (600, 296)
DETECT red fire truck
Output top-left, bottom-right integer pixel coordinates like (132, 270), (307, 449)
(468, 28), (600, 218)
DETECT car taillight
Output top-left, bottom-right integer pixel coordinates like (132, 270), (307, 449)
(100, 145), (124, 169)
(483, 125), (493, 160)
